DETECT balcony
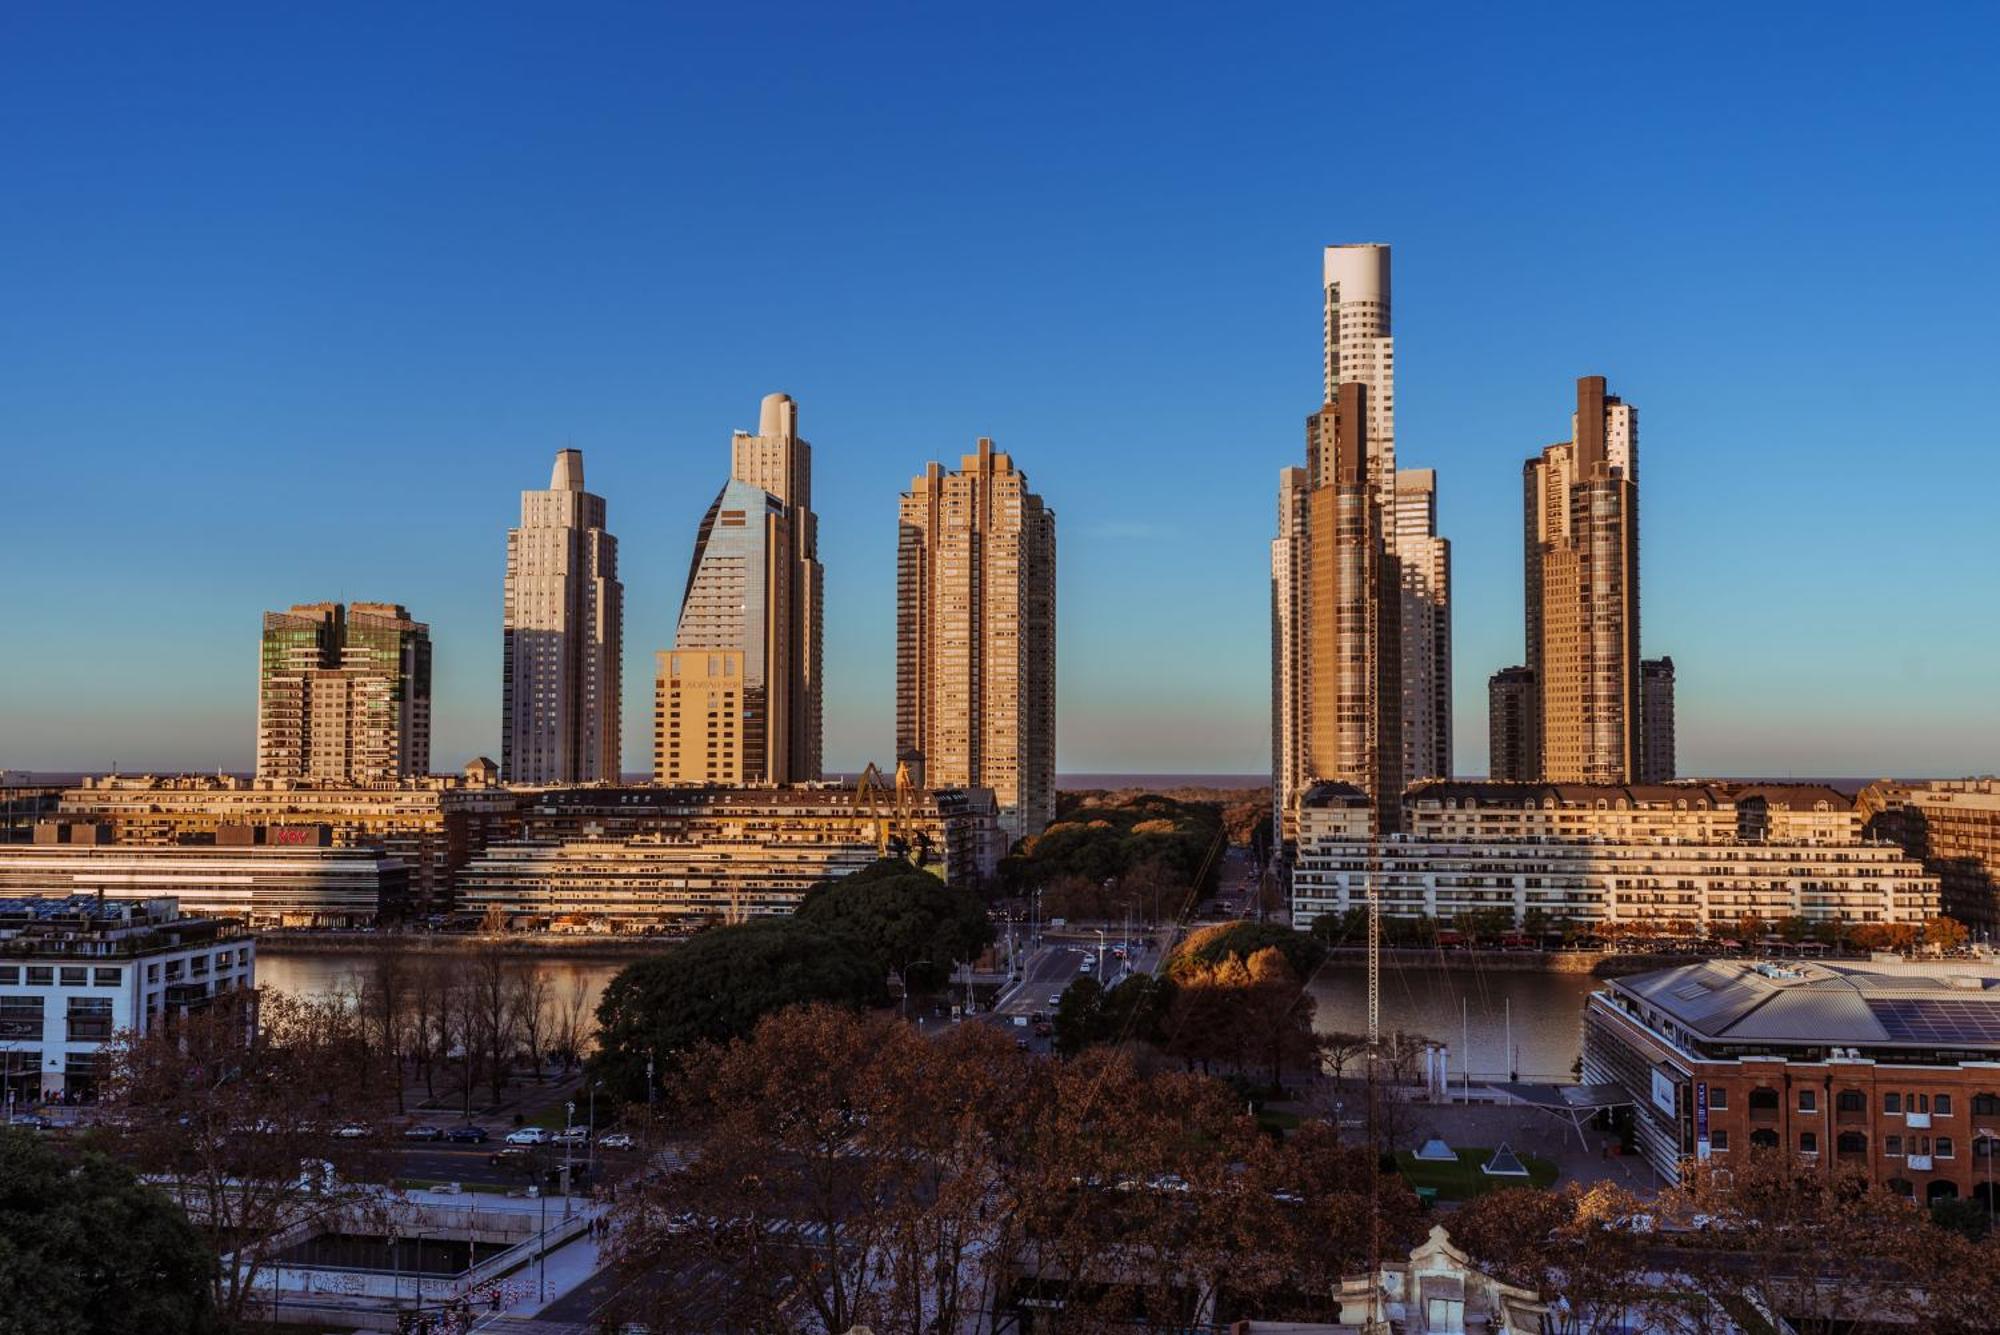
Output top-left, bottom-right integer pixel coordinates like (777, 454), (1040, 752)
(1908, 1154), (1934, 1171)
(66, 1019), (113, 1041)
(1906, 1112), (1932, 1130)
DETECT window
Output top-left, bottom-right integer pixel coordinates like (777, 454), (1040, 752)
(1709, 1129), (1729, 1151)
(1800, 1131), (1818, 1154)
(1749, 1088), (1780, 1112)
(0, 968), (15, 985)
(1835, 1089), (1864, 1113)
(1798, 1089), (1818, 1113)
(1750, 1129), (1780, 1149)
(1837, 1131), (1867, 1154)
(1707, 1086), (1728, 1110)
(93, 968), (120, 987)
(146, 964), (160, 984)
(1886, 1135), (1904, 1156)
(1934, 1093), (1952, 1116)
(1885, 1092), (1903, 1114)
(25, 967), (51, 987)
(1937, 1137), (1955, 1159)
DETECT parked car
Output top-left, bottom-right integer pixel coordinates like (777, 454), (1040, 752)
(555, 1126), (590, 1145)
(1015, 1038), (1032, 1051)
(331, 1123), (370, 1140)
(489, 1147), (538, 1170)
(505, 1127), (552, 1146)
(1047, 993), (1062, 1006)
(597, 1132), (635, 1151)
(445, 1125), (488, 1144)
(403, 1124), (444, 1142)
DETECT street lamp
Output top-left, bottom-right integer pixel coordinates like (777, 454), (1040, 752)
(588, 1080), (601, 1170)
(563, 1101), (576, 1222)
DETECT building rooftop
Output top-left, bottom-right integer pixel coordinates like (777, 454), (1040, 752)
(1611, 958), (2000, 1049)
(1406, 780), (1853, 812)
(0, 894), (245, 956)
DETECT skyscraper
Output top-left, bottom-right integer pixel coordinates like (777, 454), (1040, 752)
(896, 439), (1056, 843)
(257, 602), (430, 784)
(1395, 468), (1451, 783)
(655, 394), (821, 786)
(1525, 376), (1641, 783)
(1272, 384), (1403, 835)
(501, 448), (622, 785)
(1273, 244), (1440, 836)
(1639, 656), (1676, 783)
(1487, 665), (1539, 782)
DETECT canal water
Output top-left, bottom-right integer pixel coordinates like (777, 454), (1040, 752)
(258, 951), (1602, 1085)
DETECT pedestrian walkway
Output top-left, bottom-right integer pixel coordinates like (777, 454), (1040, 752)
(467, 1211), (608, 1330)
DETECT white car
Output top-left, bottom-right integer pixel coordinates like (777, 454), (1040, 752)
(598, 1132), (635, 1150)
(505, 1127), (552, 1146)
(331, 1123), (370, 1139)
(555, 1126), (590, 1145)
(1048, 993), (1062, 1006)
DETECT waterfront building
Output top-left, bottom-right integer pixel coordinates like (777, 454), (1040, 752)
(655, 394), (822, 785)
(1274, 244), (1450, 839)
(1292, 782), (1937, 934)
(460, 784), (1001, 930)
(1639, 656), (1676, 783)
(502, 448), (622, 785)
(1862, 777), (2000, 933)
(896, 439), (1057, 843)
(1585, 956), (2000, 1200)
(0, 896), (254, 1103)
(0, 833), (407, 927)
(1396, 468), (1452, 786)
(1524, 378), (1641, 783)
(54, 769), (520, 915)
(1487, 666), (1538, 781)
(257, 602), (431, 784)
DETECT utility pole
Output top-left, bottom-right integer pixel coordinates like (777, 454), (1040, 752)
(563, 1101), (575, 1221)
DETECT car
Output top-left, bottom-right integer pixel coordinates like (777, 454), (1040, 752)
(505, 1127), (552, 1146)
(1015, 1038), (1032, 1051)
(331, 1123), (370, 1140)
(1029, 1011), (1047, 1024)
(6, 1114), (51, 1131)
(598, 1132), (634, 1151)
(489, 1147), (538, 1170)
(403, 1124), (444, 1142)
(1048, 993), (1062, 1006)
(445, 1125), (488, 1144)
(555, 1126), (590, 1145)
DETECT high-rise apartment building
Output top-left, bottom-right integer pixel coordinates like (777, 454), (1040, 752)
(1487, 665), (1538, 781)
(1271, 384), (1403, 835)
(1861, 778), (2000, 931)
(655, 395), (821, 785)
(1525, 376), (1641, 783)
(501, 449), (622, 785)
(1396, 468), (1451, 783)
(896, 439), (1056, 843)
(1274, 244), (1438, 836)
(256, 602), (430, 784)
(1639, 656), (1676, 783)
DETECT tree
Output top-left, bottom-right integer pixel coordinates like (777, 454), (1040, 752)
(794, 858), (994, 995)
(549, 972), (593, 1075)
(354, 937), (409, 1113)
(1171, 920), (1327, 982)
(1241, 947), (1320, 1088)
(590, 920), (885, 1100)
(102, 990), (391, 1327)
(510, 964), (554, 1083)
(0, 1129), (219, 1335)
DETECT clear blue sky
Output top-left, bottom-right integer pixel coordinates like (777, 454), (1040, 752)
(3, 3), (1996, 779)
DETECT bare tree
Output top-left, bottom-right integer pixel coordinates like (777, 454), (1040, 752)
(406, 950), (444, 1102)
(356, 936), (410, 1113)
(510, 963), (554, 1083)
(550, 972), (593, 1075)
(465, 942), (518, 1105)
(102, 990), (393, 1328)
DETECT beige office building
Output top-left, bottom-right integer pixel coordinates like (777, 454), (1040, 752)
(502, 448), (622, 784)
(896, 439), (1056, 843)
(1273, 244), (1447, 837)
(1525, 377), (1641, 783)
(655, 394), (822, 785)
(256, 602), (430, 784)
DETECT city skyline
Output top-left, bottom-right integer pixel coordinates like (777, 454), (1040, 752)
(4, 7), (1997, 778)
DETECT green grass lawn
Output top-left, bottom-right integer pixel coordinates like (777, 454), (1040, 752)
(1394, 1147), (1559, 1200)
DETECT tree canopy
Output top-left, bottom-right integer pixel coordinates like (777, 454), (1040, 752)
(1003, 794), (1223, 916)
(591, 919), (887, 1100)
(0, 1131), (218, 1335)
(1171, 920), (1327, 982)
(795, 857), (994, 992)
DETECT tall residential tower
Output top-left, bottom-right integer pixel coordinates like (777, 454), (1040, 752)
(655, 394), (822, 785)
(1525, 376), (1641, 783)
(1274, 244), (1446, 836)
(502, 448), (623, 784)
(896, 439), (1056, 843)
(257, 602), (430, 784)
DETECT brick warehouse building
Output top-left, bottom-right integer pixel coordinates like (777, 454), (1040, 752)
(1584, 957), (2000, 1205)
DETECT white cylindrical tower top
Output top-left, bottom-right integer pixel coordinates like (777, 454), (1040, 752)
(1322, 243), (1390, 305)
(758, 392), (797, 439)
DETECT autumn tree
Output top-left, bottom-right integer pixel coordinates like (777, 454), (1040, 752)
(101, 991), (392, 1328)
(794, 857), (994, 995)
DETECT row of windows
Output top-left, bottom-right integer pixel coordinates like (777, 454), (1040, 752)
(1738, 1086), (1977, 1116)
(0, 966), (122, 987)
